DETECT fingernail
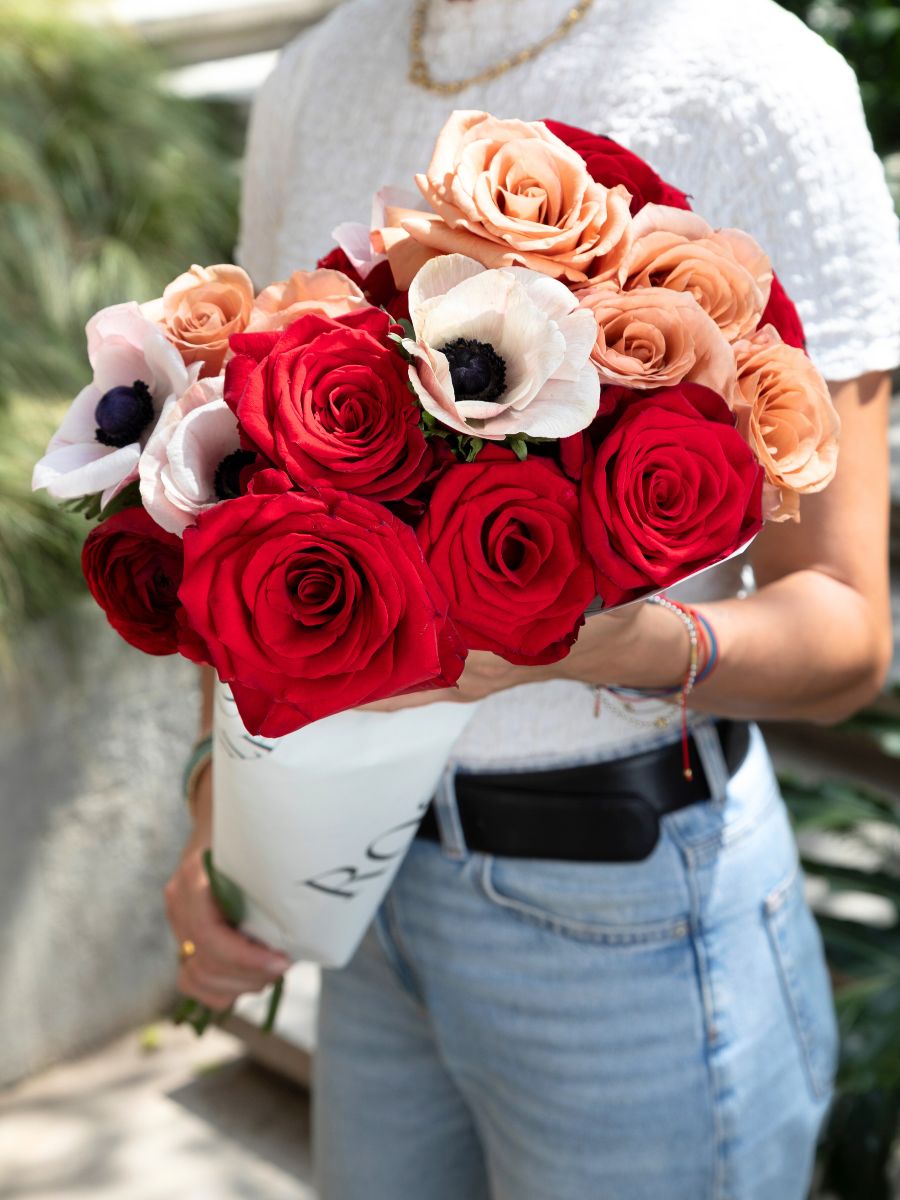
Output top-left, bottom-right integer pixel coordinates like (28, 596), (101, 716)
(267, 955), (290, 973)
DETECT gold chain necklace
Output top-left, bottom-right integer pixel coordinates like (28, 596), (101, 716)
(409, 0), (595, 96)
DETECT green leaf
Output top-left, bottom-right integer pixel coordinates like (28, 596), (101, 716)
(419, 409), (450, 438)
(60, 492), (102, 521)
(507, 436), (528, 461)
(172, 996), (199, 1025)
(99, 479), (142, 520)
(462, 437), (484, 463)
(390, 332), (416, 364)
(202, 849), (246, 926)
(261, 976), (285, 1034)
(58, 480), (143, 524)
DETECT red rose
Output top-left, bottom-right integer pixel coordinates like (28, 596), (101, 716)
(544, 120), (691, 215)
(581, 384), (763, 606)
(178, 488), (466, 736)
(758, 272), (806, 350)
(317, 247), (410, 322)
(225, 307), (433, 505)
(388, 435), (455, 524)
(417, 449), (597, 664)
(82, 507), (183, 655)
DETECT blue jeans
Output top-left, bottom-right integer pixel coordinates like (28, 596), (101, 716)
(314, 725), (837, 1200)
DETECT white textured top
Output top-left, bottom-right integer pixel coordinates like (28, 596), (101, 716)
(235, 0), (900, 769)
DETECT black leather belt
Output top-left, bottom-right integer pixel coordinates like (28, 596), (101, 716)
(416, 720), (751, 862)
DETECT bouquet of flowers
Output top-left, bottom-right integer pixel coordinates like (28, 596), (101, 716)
(34, 110), (839, 738)
(33, 112), (840, 977)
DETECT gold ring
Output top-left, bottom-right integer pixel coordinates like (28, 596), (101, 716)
(179, 938), (197, 962)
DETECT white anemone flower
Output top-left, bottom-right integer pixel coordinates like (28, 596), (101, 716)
(404, 254), (600, 441)
(139, 376), (247, 537)
(32, 302), (199, 506)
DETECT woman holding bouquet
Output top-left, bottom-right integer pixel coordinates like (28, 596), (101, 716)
(164, 1), (899, 1197)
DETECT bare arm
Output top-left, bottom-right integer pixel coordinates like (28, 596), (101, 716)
(685, 371), (893, 720)
(376, 372), (893, 725)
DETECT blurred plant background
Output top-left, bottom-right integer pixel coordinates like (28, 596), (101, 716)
(777, 694), (900, 1200)
(0, 2), (898, 1195)
(0, 5), (241, 403)
(0, 0), (244, 654)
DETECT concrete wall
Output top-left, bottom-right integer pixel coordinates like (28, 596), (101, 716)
(0, 602), (199, 1087)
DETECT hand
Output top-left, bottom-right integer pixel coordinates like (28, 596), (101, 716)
(556, 601), (655, 687)
(164, 767), (291, 1012)
(358, 603), (665, 713)
(445, 649), (542, 702)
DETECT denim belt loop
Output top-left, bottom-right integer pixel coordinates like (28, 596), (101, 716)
(433, 765), (469, 861)
(692, 721), (731, 809)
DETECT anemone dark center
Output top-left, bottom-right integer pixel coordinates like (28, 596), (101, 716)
(94, 380), (154, 447)
(440, 338), (507, 404)
(214, 449), (257, 501)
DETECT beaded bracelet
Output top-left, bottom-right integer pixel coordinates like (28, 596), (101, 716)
(606, 601), (717, 701)
(604, 595), (701, 780)
(695, 611), (719, 684)
(650, 597), (699, 779)
(182, 733), (213, 818)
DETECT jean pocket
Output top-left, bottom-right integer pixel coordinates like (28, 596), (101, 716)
(477, 845), (692, 945)
(763, 867), (839, 1100)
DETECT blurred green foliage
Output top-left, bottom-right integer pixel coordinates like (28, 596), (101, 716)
(0, 8), (242, 406)
(0, 5), (242, 644)
(782, 694), (900, 1200)
(776, 0), (900, 157)
(0, 397), (87, 657)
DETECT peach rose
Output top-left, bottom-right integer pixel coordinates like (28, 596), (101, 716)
(576, 282), (737, 399)
(144, 264), (254, 377)
(247, 268), (368, 332)
(733, 326), (839, 521)
(377, 110), (633, 289)
(621, 206), (772, 342)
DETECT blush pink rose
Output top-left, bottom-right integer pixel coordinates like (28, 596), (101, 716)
(144, 264), (254, 377)
(378, 110), (633, 288)
(247, 269), (368, 332)
(733, 327), (840, 521)
(621, 206), (772, 343)
(576, 282), (736, 399)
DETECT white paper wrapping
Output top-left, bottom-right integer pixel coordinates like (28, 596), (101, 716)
(583, 536), (756, 615)
(212, 686), (480, 968)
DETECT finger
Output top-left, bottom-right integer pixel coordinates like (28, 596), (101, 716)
(182, 947), (279, 992)
(178, 962), (264, 1004)
(187, 954), (276, 993)
(195, 921), (291, 977)
(176, 978), (237, 1012)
